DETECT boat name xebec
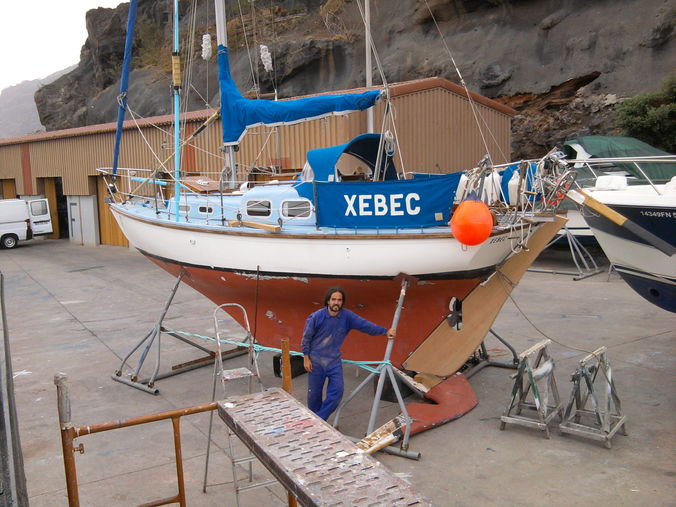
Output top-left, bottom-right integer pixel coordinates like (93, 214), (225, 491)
(343, 193), (421, 217)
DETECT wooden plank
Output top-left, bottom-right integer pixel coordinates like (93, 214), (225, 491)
(227, 219), (281, 233)
(403, 216), (567, 376)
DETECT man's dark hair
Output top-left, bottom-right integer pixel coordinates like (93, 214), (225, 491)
(324, 287), (346, 306)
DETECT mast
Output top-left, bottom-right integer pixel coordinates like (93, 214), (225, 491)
(172, 0), (182, 221)
(111, 0), (138, 179)
(215, 0), (237, 189)
(365, 0), (374, 133)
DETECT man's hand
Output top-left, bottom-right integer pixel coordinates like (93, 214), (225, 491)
(387, 328), (396, 339)
(303, 355), (313, 372)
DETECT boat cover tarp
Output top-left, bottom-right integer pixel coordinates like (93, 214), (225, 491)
(305, 133), (397, 182)
(218, 46), (381, 144)
(563, 136), (676, 181)
(313, 173), (461, 229)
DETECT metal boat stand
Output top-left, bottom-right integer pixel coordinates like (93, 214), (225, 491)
(332, 277), (416, 454)
(499, 339), (563, 438)
(559, 346), (627, 448)
(111, 270), (247, 394)
(464, 329), (519, 379)
(529, 226), (602, 280)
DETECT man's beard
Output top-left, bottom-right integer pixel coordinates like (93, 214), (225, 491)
(330, 304), (341, 312)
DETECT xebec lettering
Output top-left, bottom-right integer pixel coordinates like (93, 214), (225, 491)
(344, 193), (421, 216)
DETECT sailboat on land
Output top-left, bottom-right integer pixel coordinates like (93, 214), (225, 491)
(102, 0), (575, 376)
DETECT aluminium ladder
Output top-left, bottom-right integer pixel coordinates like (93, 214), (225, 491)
(201, 303), (272, 506)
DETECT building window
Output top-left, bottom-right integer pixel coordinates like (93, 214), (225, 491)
(246, 200), (271, 217)
(281, 199), (312, 218)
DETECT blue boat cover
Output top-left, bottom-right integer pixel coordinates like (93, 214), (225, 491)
(218, 46), (381, 144)
(112, 0), (138, 176)
(314, 173), (462, 229)
(305, 133), (398, 182)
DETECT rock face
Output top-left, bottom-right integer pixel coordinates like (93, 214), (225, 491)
(35, 0), (675, 158)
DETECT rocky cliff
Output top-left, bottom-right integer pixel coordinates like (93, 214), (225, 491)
(35, 0), (675, 158)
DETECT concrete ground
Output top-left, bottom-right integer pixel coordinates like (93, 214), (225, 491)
(1, 239), (674, 506)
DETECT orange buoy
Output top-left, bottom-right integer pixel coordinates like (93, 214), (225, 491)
(450, 197), (493, 246)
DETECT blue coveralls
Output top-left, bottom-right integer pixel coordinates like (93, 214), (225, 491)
(301, 307), (387, 420)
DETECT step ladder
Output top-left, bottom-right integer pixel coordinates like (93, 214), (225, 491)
(500, 339), (563, 438)
(201, 303), (270, 506)
(559, 346), (627, 448)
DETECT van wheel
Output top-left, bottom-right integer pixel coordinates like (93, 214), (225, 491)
(1, 235), (18, 249)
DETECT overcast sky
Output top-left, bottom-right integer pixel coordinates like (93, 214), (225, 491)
(0, 0), (123, 91)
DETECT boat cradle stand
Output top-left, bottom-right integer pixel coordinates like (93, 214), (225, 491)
(464, 329), (519, 379)
(111, 270), (247, 395)
(528, 226), (603, 281)
(499, 339), (564, 438)
(559, 346), (628, 448)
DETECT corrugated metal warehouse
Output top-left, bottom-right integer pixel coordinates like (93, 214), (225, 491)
(0, 77), (515, 247)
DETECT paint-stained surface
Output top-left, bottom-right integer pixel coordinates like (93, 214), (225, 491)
(217, 389), (431, 506)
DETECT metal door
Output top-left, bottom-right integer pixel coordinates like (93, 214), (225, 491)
(28, 199), (53, 235)
(68, 199), (83, 245)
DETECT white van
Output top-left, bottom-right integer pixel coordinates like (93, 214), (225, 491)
(0, 199), (53, 249)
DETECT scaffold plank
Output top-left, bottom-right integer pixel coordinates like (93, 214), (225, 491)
(218, 388), (430, 506)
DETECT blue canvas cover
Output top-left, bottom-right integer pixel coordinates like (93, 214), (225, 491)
(218, 46), (381, 144)
(314, 173), (462, 229)
(305, 133), (397, 182)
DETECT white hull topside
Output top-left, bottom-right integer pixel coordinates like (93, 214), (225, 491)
(110, 204), (536, 279)
(585, 182), (676, 279)
(589, 228), (676, 280)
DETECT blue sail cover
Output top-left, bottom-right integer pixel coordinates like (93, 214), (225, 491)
(218, 46), (381, 144)
(112, 0), (138, 176)
(314, 173), (462, 229)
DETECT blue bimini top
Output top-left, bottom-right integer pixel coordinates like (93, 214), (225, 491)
(301, 308), (387, 367)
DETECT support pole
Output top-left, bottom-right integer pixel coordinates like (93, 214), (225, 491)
(171, 417), (187, 507)
(54, 374), (80, 507)
(334, 276), (415, 453)
(366, 280), (408, 435)
(0, 272), (28, 506)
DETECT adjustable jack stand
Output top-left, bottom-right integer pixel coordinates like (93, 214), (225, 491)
(465, 329), (519, 379)
(332, 277), (415, 453)
(111, 270), (247, 394)
(529, 226), (602, 280)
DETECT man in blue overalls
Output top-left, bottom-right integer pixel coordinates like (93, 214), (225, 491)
(302, 287), (395, 420)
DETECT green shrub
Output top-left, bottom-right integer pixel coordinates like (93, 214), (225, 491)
(615, 74), (676, 153)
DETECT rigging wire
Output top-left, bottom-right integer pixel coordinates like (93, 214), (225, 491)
(268, 0), (278, 93)
(422, 0), (495, 164)
(494, 268), (636, 395)
(236, 0), (259, 95)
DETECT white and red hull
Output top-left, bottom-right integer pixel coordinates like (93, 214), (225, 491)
(111, 203), (540, 367)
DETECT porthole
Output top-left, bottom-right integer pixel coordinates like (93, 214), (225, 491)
(246, 199), (271, 217)
(281, 200), (312, 218)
